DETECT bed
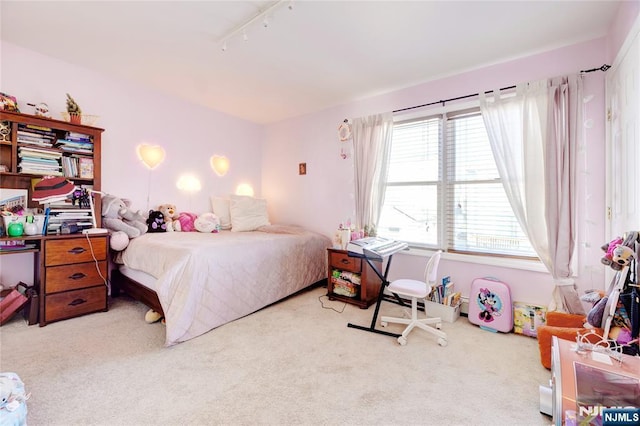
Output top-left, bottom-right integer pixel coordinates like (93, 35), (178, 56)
(111, 224), (331, 346)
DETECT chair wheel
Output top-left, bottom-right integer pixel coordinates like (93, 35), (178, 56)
(397, 336), (407, 346)
(438, 337), (447, 347)
(436, 322), (442, 329)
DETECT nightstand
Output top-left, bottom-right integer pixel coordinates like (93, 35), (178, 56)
(41, 234), (108, 325)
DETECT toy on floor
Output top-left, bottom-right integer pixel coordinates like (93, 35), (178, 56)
(0, 372), (29, 425)
(145, 309), (163, 324)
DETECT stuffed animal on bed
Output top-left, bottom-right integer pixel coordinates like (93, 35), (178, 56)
(101, 194), (148, 251)
(177, 212), (198, 232)
(158, 204), (180, 232)
(194, 212), (221, 233)
(147, 210), (167, 233)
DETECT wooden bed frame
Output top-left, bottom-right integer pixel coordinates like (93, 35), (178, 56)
(111, 268), (165, 316)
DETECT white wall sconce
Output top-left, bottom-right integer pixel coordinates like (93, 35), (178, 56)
(176, 174), (202, 193)
(210, 155), (230, 176)
(136, 143), (166, 170)
(235, 183), (254, 197)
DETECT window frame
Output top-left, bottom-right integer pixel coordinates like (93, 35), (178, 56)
(379, 100), (539, 261)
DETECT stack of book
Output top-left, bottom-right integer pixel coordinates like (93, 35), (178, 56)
(60, 156), (93, 179)
(428, 275), (462, 307)
(44, 207), (94, 235)
(16, 123), (56, 147)
(55, 132), (93, 154)
(18, 146), (63, 176)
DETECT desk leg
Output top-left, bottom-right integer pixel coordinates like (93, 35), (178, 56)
(347, 255), (401, 338)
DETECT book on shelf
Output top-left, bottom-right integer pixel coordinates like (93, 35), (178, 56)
(78, 157), (94, 179)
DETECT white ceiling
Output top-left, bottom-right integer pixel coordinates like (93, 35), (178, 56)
(1, 1), (622, 124)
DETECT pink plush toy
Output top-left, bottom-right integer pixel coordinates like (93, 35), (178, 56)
(601, 237), (623, 268)
(177, 212), (198, 232)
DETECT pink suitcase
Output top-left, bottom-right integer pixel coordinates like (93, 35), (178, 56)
(468, 277), (513, 333)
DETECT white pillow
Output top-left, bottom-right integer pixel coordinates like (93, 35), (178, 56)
(229, 195), (270, 232)
(210, 196), (232, 230)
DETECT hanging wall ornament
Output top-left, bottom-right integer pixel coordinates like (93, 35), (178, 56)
(338, 119), (352, 141)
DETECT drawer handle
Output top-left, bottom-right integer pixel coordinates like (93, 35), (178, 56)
(69, 298), (87, 306)
(340, 259), (351, 265)
(69, 272), (86, 280)
(68, 247), (87, 254)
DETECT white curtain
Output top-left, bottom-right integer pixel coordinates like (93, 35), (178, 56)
(480, 76), (583, 313)
(351, 112), (394, 231)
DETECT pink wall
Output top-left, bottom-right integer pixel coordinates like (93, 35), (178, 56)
(262, 38), (609, 307)
(0, 41), (264, 285)
(607, 1), (640, 60)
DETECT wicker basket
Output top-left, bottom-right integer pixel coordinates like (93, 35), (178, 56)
(60, 112), (99, 127)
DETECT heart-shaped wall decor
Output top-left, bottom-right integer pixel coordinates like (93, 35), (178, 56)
(136, 144), (166, 170)
(210, 155), (230, 176)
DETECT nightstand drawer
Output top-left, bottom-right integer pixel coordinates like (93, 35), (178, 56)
(329, 250), (361, 273)
(45, 261), (108, 293)
(45, 237), (107, 266)
(44, 286), (107, 323)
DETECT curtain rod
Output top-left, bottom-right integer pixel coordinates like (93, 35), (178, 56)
(392, 63), (611, 114)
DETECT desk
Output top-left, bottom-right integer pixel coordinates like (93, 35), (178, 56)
(551, 336), (640, 425)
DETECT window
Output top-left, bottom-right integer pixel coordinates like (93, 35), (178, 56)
(377, 106), (537, 258)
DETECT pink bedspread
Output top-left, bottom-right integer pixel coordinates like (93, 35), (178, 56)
(122, 227), (331, 345)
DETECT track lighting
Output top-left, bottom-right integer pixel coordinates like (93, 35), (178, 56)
(217, 0), (293, 52)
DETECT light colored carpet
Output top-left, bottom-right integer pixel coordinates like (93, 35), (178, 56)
(0, 286), (552, 425)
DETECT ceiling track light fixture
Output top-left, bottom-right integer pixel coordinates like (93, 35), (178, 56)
(219, 0), (293, 52)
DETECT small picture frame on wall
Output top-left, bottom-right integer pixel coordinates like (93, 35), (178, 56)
(299, 163), (307, 175)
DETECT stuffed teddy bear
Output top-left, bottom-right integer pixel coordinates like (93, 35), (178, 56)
(101, 194), (147, 251)
(146, 210), (167, 233)
(177, 212), (198, 232)
(194, 212), (221, 233)
(158, 204), (180, 232)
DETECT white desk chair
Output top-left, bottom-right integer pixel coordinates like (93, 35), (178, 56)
(380, 250), (448, 346)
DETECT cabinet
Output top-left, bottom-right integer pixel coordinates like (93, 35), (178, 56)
(326, 248), (382, 309)
(0, 110), (107, 325)
(41, 235), (108, 325)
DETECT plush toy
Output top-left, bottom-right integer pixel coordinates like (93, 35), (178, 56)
(158, 204), (180, 232)
(612, 244), (635, 267)
(144, 309), (163, 324)
(194, 212), (221, 233)
(147, 210), (167, 233)
(177, 212), (198, 232)
(601, 236), (623, 269)
(101, 194), (147, 251)
(0, 372), (29, 422)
